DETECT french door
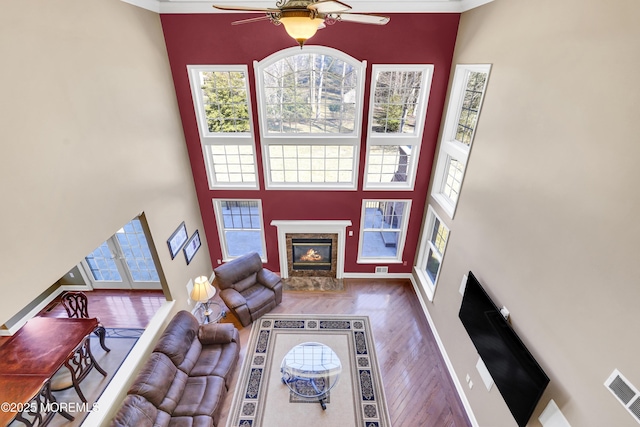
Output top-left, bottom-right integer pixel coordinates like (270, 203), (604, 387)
(82, 218), (161, 290)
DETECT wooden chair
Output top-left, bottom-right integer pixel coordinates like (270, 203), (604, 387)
(51, 335), (107, 402)
(14, 379), (74, 426)
(60, 291), (110, 352)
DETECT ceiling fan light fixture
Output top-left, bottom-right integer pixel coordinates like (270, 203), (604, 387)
(279, 11), (323, 48)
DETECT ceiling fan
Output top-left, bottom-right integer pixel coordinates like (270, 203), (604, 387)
(212, 0), (390, 47)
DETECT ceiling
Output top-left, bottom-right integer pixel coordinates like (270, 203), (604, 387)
(122, 0), (494, 14)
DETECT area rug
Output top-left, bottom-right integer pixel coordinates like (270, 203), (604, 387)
(226, 314), (391, 427)
(30, 328), (143, 427)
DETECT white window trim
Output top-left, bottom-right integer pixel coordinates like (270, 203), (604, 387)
(212, 199), (267, 262)
(415, 205), (450, 301)
(188, 65), (259, 190)
(253, 46), (366, 190)
(364, 64), (434, 191)
(356, 199), (412, 264)
(432, 64), (491, 218)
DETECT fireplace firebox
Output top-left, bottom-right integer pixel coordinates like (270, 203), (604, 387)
(291, 238), (332, 271)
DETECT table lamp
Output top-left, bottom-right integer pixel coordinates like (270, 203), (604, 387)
(191, 276), (216, 323)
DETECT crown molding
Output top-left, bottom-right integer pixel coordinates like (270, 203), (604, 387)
(121, 0), (493, 14)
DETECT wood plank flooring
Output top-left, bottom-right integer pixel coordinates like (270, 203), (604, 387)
(38, 289), (166, 328)
(222, 278), (472, 427)
(7, 281), (471, 426)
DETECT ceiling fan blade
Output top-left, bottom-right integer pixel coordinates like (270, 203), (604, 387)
(232, 15), (272, 25)
(329, 12), (390, 25)
(307, 0), (351, 14)
(213, 4), (278, 12)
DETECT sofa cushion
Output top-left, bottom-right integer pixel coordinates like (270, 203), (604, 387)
(154, 311), (200, 367)
(243, 285), (276, 312)
(159, 369), (189, 414)
(190, 341), (239, 384)
(168, 415), (214, 427)
(172, 375), (226, 419)
(128, 353), (178, 408)
(198, 323), (237, 345)
(109, 395), (158, 427)
(176, 338), (203, 375)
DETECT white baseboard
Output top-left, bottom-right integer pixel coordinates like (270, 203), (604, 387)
(410, 277), (479, 427)
(342, 272), (414, 279)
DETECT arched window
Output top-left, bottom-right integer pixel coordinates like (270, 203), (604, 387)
(254, 46), (366, 189)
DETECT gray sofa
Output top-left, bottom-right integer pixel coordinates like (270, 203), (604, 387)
(109, 310), (240, 427)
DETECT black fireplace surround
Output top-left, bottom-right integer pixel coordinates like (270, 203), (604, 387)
(291, 238), (332, 271)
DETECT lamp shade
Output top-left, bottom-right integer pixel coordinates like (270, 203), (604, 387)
(279, 12), (323, 47)
(190, 276), (216, 303)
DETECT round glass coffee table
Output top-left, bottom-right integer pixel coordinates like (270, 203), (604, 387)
(280, 342), (342, 410)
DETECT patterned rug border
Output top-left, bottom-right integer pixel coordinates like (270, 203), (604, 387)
(226, 314), (391, 427)
(103, 327), (145, 339)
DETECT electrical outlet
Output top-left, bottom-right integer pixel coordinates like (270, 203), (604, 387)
(466, 374), (471, 383)
(348, 230), (353, 236)
(217, 259), (222, 264)
(468, 380), (474, 389)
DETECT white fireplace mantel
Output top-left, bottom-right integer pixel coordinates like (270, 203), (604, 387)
(270, 220), (352, 279)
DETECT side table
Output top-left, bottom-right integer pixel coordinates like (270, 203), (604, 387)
(193, 301), (226, 324)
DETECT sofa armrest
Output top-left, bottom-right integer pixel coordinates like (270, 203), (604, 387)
(198, 322), (238, 345)
(109, 395), (158, 427)
(219, 288), (247, 309)
(257, 268), (282, 290)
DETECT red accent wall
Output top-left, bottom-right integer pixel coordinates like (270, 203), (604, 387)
(160, 12), (460, 274)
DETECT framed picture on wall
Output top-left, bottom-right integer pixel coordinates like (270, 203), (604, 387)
(184, 230), (201, 265)
(167, 221), (188, 260)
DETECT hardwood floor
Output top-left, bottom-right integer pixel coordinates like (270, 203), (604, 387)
(6, 282), (471, 426)
(221, 278), (472, 427)
(38, 289), (166, 328)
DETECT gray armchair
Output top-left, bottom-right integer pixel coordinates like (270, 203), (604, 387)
(214, 252), (283, 327)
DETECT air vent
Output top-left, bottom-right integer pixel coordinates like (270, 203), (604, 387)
(375, 266), (388, 274)
(610, 375), (636, 404)
(629, 397), (640, 421)
(605, 369), (640, 424)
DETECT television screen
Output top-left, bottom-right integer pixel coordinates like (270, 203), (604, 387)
(459, 272), (549, 427)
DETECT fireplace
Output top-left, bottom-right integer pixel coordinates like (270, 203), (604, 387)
(291, 238), (332, 271)
(271, 220), (351, 279)
(284, 232), (338, 278)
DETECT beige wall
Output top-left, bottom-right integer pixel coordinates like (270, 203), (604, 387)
(0, 0), (208, 325)
(425, 0), (640, 426)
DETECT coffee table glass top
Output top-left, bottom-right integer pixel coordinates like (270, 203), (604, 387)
(280, 342), (342, 399)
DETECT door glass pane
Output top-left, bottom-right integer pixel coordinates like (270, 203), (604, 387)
(85, 242), (122, 282)
(116, 219), (159, 282)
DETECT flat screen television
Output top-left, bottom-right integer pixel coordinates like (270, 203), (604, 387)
(459, 272), (549, 427)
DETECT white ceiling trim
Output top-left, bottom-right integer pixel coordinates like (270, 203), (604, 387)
(121, 0), (493, 14)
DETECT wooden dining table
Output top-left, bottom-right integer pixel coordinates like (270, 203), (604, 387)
(0, 316), (99, 425)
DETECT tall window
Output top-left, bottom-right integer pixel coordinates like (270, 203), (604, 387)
(255, 46), (366, 189)
(188, 65), (259, 189)
(415, 206), (450, 300)
(432, 64), (491, 217)
(358, 200), (411, 263)
(213, 199), (266, 260)
(364, 65), (433, 190)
